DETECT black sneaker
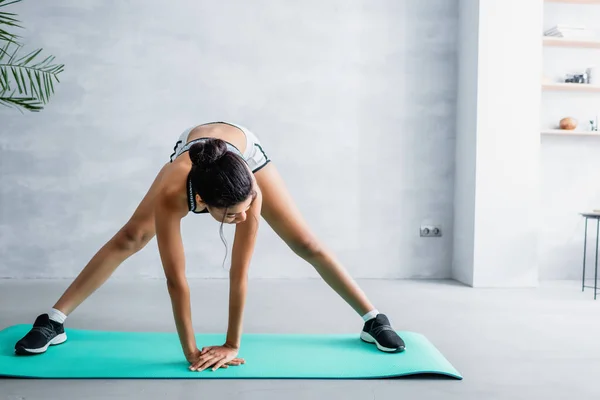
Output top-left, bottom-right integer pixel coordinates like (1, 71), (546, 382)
(14, 314), (67, 355)
(360, 314), (405, 352)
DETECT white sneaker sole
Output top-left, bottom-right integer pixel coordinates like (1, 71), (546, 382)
(18, 332), (67, 354)
(360, 331), (404, 353)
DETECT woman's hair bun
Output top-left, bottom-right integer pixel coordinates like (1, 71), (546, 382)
(189, 138), (228, 167)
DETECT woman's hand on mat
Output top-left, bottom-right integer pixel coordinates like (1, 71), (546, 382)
(188, 344), (245, 372)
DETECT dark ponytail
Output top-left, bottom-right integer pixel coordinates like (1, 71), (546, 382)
(188, 138), (254, 209)
(189, 138), (228, 169)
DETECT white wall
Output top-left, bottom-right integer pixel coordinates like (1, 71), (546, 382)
(473, 0), (542, 287)
(540, 2), (600, 280)
(453, 0), (479, 286)
(0, 0), (459, 280)
(453, 0), (543, 287)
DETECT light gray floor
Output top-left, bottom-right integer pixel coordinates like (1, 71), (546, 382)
(1, 279), (599, 400)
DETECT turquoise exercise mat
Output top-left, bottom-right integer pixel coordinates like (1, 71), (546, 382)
(0, 325), (462, 379)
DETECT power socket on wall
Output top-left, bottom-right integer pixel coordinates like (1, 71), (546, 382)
(420, 225), (442, 237)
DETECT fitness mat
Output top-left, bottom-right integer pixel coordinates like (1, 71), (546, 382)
(0, 325), (462, 379)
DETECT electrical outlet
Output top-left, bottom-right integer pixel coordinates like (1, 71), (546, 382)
(420, 225), (442, 237)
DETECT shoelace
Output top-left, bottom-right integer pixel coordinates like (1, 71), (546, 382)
(370, 323), (395, 336)
(31, 325), (57, 340)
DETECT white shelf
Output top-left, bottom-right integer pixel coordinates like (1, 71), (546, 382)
(543, 36), (600, 48)
(542, 83), (600, 92)
(541, 129), (600, 136)
(545, 0), (600, 4)
(543, 1), (600, 144)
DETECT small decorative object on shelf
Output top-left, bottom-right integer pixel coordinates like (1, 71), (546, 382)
(544, 24), (591, 39)
(560, 117), (578, 130)
(565, 73), (589, 83)
(588, 67), (598, 84)
(590, 116), (599, 131)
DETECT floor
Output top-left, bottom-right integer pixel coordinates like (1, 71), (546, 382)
(0, 279), (599, 400)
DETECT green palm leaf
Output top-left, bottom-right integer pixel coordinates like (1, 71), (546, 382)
(0, 0), (21, 45)
(0, 0), (63, 112)
(0, 90), (43, 112)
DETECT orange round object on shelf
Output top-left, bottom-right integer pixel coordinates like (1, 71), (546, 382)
(559, 117), (578, 130)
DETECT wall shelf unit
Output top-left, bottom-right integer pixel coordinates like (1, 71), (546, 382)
(545, 0), (600, 4)
(542, 0), (600, 135)
(543, 37), (600, 48)
(541, 129), (600, 136)
(542, 83), (600, 92)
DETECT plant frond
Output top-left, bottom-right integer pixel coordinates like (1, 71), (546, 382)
(0, 45), (64, 102)
(0, 89), (43, 112)
(0, 0), (23, 10)
(0, 0), (63, 112)
(0, 27), (20, 43)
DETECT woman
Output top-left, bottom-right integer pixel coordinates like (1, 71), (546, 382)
(14, 122), (405, 371)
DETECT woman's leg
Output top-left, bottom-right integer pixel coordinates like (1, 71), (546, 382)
(52, 163), (170, 315)
(255, 163), (405, 352)
(255, 163), (374, 316)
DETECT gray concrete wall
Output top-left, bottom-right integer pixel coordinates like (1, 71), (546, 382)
(0, 0), (458, 279)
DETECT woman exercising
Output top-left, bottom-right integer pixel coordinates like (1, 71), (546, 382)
(15, 122), (405, 371)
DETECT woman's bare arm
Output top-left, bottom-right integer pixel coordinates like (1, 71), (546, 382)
(154, 187), (197, 359)
(226, 187), (263, 349)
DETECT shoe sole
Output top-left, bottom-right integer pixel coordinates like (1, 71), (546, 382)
(360, 331), (405, 353)
(15, 332), (68, 355)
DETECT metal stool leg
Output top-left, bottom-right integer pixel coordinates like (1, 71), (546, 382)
(583, 217), (588, 292)
(595, 219), (599, 301)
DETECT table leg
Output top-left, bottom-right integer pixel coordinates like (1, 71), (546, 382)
(595, 219), (599, 301)
(583, 217), (588, 292)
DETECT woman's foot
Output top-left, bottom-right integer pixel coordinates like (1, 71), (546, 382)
(360, 314), (405, 352)
(14, 314), (67, 355)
